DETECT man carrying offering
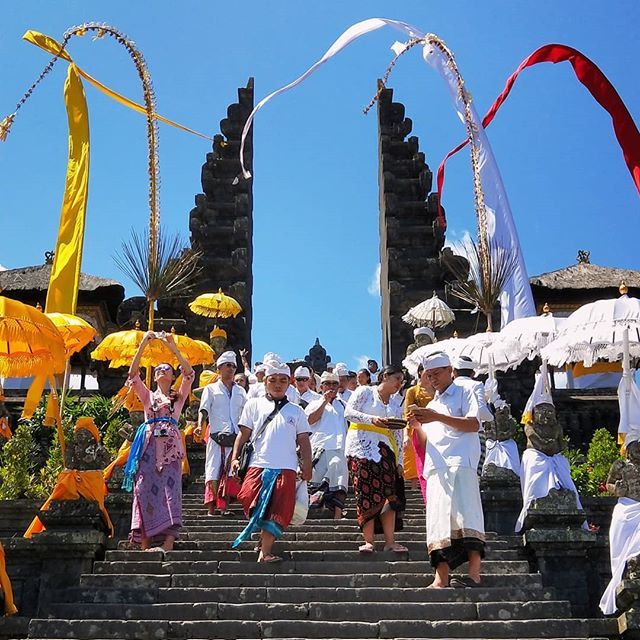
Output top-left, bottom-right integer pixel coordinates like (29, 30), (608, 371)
(408, 352), (485, 589)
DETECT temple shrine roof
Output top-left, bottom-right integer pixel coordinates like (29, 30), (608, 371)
(530, 261), (640, 291)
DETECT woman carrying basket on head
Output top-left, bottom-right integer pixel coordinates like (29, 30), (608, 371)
(123, 331), (194, 553)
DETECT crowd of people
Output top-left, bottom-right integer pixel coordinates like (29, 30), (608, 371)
(121, 330), (488, 588)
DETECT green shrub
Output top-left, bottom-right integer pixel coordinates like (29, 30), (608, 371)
(0, 423), (39, 499)
(566, 429), (621, 497)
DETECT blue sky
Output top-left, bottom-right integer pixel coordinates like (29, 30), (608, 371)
(1, 1), (638, 370)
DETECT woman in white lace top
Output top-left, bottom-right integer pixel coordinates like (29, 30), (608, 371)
(344, 365), (408, 554)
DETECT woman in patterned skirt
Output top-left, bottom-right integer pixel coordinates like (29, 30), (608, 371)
(344, 365), (407, 554)
(124, 331), (194, 553)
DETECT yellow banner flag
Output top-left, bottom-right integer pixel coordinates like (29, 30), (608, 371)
(45, 63), (89, 315)
(23, 31), (213, 141)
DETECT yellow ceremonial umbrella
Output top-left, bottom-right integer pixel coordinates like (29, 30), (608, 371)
(188, 289), (242, 319)
(0, 297), (67, 455)
(46, 312), (97, 357)
(0, 297), (66, 378)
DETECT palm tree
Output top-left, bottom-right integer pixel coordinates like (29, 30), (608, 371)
(443, 236), (518, 332)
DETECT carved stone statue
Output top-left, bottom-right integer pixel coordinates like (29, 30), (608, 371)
(484, 405), (519, 442)
(64, 423), (110, 471)
(209, 326), (228, 359)
(606, 440), (640, 501)
(525, 402), (565, 456)
(405, 330), (435, 358)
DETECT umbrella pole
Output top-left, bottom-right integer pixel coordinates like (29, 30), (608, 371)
(623, 327), (631, 427)
(60, 360), (71, 411)
(541, 359), (550, 395)
(146, 300), (155, 388)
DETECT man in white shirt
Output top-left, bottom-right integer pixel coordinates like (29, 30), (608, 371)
(334, 363), (352, 403)
(305, 371), (348, 519)
(409, 352), (485, 589)
(198, 350), (247, 516)
(247, 363), (301, 404)
(293, 366), (322, 408)
(230, 361), (312, 563)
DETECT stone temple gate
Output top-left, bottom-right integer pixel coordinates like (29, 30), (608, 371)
(161, 78), (470, 364)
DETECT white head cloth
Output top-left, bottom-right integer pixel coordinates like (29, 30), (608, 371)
(421, 352), (451, 371)
(452, 356), (478, 371)
(255, 364), (267, 374)
(294, 366), (311, 378)
(334, 362), (349, 377)
(265, 361), (291, 377)
(216, 350), (237, 367)
(414, 326), (435, 340)
(320, 371), (339, 383)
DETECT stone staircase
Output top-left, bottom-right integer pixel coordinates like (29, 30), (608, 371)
(25, 488), (617, 639)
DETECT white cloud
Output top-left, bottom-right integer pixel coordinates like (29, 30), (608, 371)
(355, 355), (371, 371)
(444, 229), (472, 250)
(0, 264), (6, 271)
(367, 263), (381, 297)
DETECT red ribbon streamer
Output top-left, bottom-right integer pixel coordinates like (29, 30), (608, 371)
(437, 44), (640, 223)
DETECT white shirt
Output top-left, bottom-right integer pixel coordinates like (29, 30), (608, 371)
(239, 397), (311, 471)
(199, 380), (247, 435)
(247, 382), (301, 404)
(305, 397), (347, 450)
(453, 376), (494, 423)
(300, 389), (322, 405)
(422, 381), (481, 474)
(344, 385), (404, 464)
(339, 388), (353, 403)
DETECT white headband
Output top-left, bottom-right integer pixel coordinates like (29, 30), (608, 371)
(421, 352), (451, 371)
(452, 356), (477, 371)
(216, 350), (237, 367)
(265, 362), (291, 377)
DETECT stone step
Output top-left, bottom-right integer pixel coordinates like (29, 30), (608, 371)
(81, 571), (545, 590)
(103, 548), (521, 562)
(62, 584), (557, 605)
(46, 599), (572, 622)
(92, 559), (531, 575)
(25, 617), (618, 639)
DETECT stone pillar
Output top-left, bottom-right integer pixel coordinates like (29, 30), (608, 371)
(522, 489), (598, 617)
(617, 555), (640, 638)
(480, 466), (523, 535)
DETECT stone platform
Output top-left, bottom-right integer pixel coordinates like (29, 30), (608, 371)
(1, 486), (618, 640)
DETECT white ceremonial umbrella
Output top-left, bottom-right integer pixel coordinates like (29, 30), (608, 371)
(541, 286), (640, 368)
(500, 304), (567, 361)
(402, 292), (455, 329)
(403, 330), (524, 377)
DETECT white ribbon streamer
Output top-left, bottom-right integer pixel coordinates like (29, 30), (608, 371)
(237, 18), (535, 323)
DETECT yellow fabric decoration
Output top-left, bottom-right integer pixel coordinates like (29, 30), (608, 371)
(74, 416), (101, 443)
(348, 423), (399, 460)
(572, 361), (623, 378)
(103, 439), (132, 482)
(22, 373), (48, 419)
(24, 469), (113, 538)
(23, 31), (213, 142)
(181, 430), (190, 477)
(0, 417), (12, 441)
(45, 63), (89, 316)
(0, 541), (17, 616)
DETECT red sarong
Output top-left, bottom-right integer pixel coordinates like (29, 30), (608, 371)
(237, 467), (297, 530)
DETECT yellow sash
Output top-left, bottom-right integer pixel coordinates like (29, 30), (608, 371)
(348, 422), (398, 460)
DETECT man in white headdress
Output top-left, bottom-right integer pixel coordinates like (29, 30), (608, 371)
(199, 350), (247, 516)
(293, 366), (321, 409)
(334, 362), (352, 403)
(305, 371), (349, 519)
(452, 355), (494, 474)
(408, 352), (485, 589)
(230, 360), (312, 563)
(515, 371), (587, 533)
(247, 354), (300, 404)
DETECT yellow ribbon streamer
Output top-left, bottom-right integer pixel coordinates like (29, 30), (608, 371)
(23, 31), (213, 141)
(45, 63), (89, 316)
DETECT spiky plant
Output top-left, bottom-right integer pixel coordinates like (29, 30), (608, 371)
(114, 227), (202, 329)
(444, 237), (518, 332)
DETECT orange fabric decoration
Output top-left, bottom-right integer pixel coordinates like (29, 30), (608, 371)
(0, 541), (17, 616)
(74, 417), (101, 443)
(181, 430), (190, 476)
(103, 440), (132, 482)
(572, 361), (622, 378)
(0, 417), (12, 441)
(24, 469), (113, 538)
